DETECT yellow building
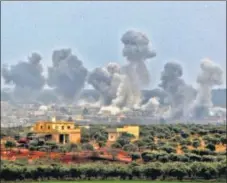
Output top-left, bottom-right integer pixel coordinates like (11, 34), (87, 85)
(31, 117), (81, 144)
(107, 126), (140, 142)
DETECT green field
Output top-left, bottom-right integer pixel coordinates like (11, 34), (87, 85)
(37, 181), (222, 183)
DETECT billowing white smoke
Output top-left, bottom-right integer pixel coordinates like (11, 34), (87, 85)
(190, 58), (223, 118)
(95, 30), (157, 115)
(77, 96), (101, 108)
(121, 30), (156, 107)
(141, 97), (160, 113)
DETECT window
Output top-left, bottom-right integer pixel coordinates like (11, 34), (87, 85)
(62, 126), (64, 130)
(67, 126), (71, 129)
(40, 126), (43, 129)
(48, 126), (50, 130)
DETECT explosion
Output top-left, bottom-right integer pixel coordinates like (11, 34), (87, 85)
(47, 48), (88, 103)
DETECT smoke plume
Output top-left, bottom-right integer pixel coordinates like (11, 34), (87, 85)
(121, 30), (156, 108)
(159, 62), (196, 119)
(191, 58), (223, 118)
(47, 48), (88, 102)
(1, 52), (45, 102)
(141, 97), (160, 112)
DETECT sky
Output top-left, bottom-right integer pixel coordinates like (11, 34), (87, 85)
(1, 1), (226, 89)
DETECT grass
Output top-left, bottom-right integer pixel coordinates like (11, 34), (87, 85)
(36, 181), (222, 183)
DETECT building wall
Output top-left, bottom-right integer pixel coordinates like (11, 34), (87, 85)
(69, 133), (81, 143)
(32, 121), (80, 134)
(51, 134), (59, 143)
(32, 120), (81, 144)
(117, 126), (140, 141)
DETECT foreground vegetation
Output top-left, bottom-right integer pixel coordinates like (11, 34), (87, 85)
(1, 124), (226, 182)
(37, 181), (224, 183)
(1, 160), (226, 182)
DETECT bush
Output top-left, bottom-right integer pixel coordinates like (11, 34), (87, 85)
(185, 153), (202, 162)
(160, 145), (176, 153)
(206, 143), (216, 151)
(117, 137), (131, 147)
(202, 155), (216, 162)
(143, 163), (163, 180)
(1, 161), (225, 181)
(130, 153), (141, 161)
(5, 141), (16, 149)
(167, 163), (189, 180)
(29, 145), (38, 151)
(81, 143), (94, 151)
(180, 132), (190, 139)
(123, 144), (138, 152)
(191, 149), (215, 156)
(192, 140), (201, 148)
(111, 142), (122, 148)
(141, 152), (156, 162)
(220, 136), (227, 145)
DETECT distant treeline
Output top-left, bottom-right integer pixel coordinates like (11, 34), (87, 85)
(1, 88), (226, 107)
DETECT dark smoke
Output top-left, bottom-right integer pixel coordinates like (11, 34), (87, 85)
(1, 53), (45, 102)
(47, 48), (88, 102)
(121, 30), (156, 87)
(87, 67), (116, 106)
(159, 62), (196, 119)
(88, 63), (120, 106)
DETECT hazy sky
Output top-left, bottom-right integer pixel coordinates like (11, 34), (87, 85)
(1, 1), (226, 88)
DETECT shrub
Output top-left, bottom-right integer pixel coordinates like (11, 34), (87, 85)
(81, 143), (94, 151)
(202, 155), (216, 162)
(5, 141), (16, 149)
(141, 152), (156, 162)
(167, 163), (189, 180)
(143, 163), (163, 180)
(180, 132), (190, 139)
(206, 143), (216, 151)
(192, 140), (201, 148)
(185, 153), (202, 162)
(123, 144), (138, 152)
(130, 153), (141, 161)
(220, 136), (227, 145)
(160, 145), (176, 153)
(111, 142), (122, 148)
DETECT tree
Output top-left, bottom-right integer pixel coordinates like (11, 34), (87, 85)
(82, 143), (94, 151)
(192, 140), (201, 149)
(130, 153), (141, 161)
(206, 143), (216, 151)
(98, 141), (106, 148)
(5, 141), (16, 149)
(220, 136), (227, 145)
(116, 137), (130, 147)
(123, 144), (138, 152)
(180, 131), (190, 138)
(168, 163), (189, 180)
(111, 142), (122, 148)
(160, 145), (176, 153)
(143, 163), (163, 180)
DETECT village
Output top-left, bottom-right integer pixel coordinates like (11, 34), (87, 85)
(1, 116), (140, 163)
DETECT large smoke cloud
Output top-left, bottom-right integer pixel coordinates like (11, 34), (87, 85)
(121, 30), (156, 108)
(1, 53), (45, 102)
(190, 58), (223, 118)
(88, 30), (157, 115)
(159, 62), (196, 119)
(87, 66), (113, 105)
(47, 48), (88, 102)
